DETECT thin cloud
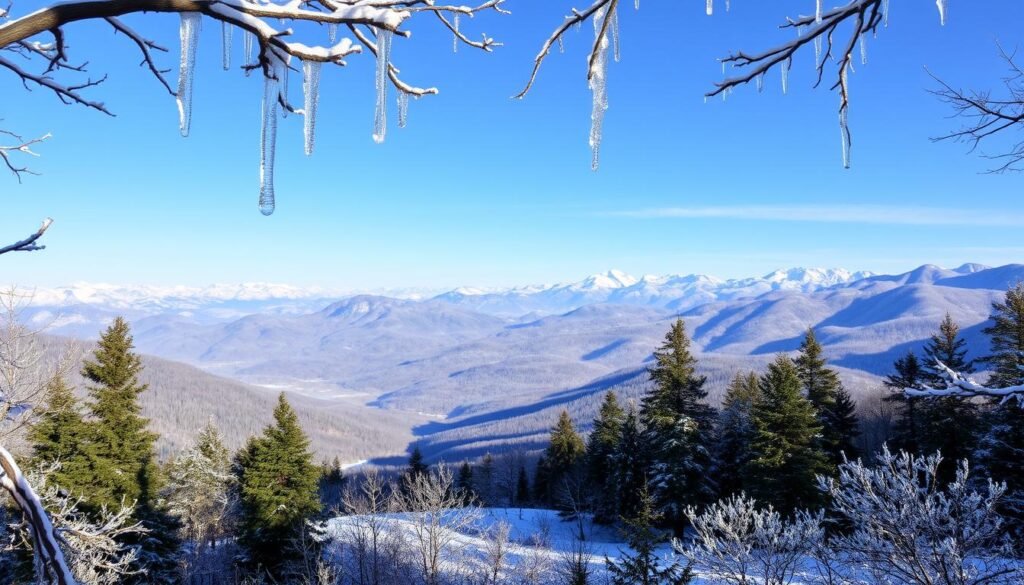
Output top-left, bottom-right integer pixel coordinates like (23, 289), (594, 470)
(607, 205), (1024, 227)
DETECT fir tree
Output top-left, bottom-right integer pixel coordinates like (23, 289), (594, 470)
(456, 461), (477, 505)
(585, 392), (625, 523)
(978, 284), (1024, 527)
(640, 319), (716, 530)
(28, 376), (92, 495)
(319, 456), (346, 512)
(533, 454), (551, 505)
(795, 328), (859, 466)
(404, 445), (429, 490)
(712, 371), (760, 498)
(164, 420), (235, 547)
(613, 407), (649, 521)
(605, 485), (693, 585)
(477, 452), (496, 506)
(516, 464), (531, 506)
(544, 410), (586, 510)
(883, 350), (926, 454)
(748, 355), (830, 514)
(81, 317), (180, 583)
(236, 392), (322, 577)
(918, 313), (979, 482)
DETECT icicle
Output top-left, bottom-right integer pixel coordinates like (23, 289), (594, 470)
(558, 36), (565, 53)
(706, 0), (713, 16)
(373, 30), (393, 144)
(813, 0), (823, 67)
(453, 13), (460, 53)
(243, 31), (254, 76)
(859, 36), (868, 65)
(815, 0), (822, 22)
(280, 60), (290, 118)
(610, 6), (620, 63)
(397, 92), (409, 128)
(756, 72), (764, 93)
(302, 60), (321, 156)
(936, 0), (947, 25)
(328, 23), (338, 43)
(589, 8), (610, 171)
(635, 0), (640, 10)
(259, 71), (280, 216)
(725, 0), (730, 11)
(721, 60), (726, 75)
(883, 0), (890, 26)
(839, 65), (851, 169)
(781, 58), (789, 94)
(176, 13), (201, 138)
(221, 21), (232, 71)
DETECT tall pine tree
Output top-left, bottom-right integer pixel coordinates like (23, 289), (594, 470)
(640, 319), (716, 531)
(236, 392), (322, 577)
(748, 355), (829, 514)
(712, 371), (760, 498)
(543, 410), (586, 510)
(795, 328), (859, 466)
(883, 350), (925, 454)
(28, 376), (92, 495)
(605, 485), (693, 585)
(585, 392), (625, 523)
(978, 284), (1024, 527)
(613, 407), (649, 521)
(81, 317), (180, 584)
(919, 313), (979, 482)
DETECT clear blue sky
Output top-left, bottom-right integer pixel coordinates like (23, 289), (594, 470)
(3, 0), (1023, 290)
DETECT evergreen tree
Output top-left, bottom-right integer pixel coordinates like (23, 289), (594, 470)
(748, 355), (830, 514)
(613, 407), (649, 521)
(978, 284), (1024, 527)
(516, 464), (531, 506)
(883, 350), (926, 454)
(712, 371), (761, 498)
(236, 392), (322, 577)
(404, 445), (429, 490)
(28, 376), (92, 495)
(585, 392), (625, 523)
(532, 454), (551, 505)
(544, 410), (586, 509)
(164, 420), (235, 548)
(795, 328), (859, 466)
(640, 319), (716, 530)
(81, 317), (180, 583)
(605, 485), (693, 585)
(456, 461), (477, 505)
(918, 313), (979, 482)
(319, 456), (347, 512)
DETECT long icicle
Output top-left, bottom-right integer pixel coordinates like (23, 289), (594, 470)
(243, 31), (254, 76)
(397, 91), (409, 128)
(259, 66), (280, 215)
(589, 8), (610, 171)
(221, 21), (232, 70)
(302, 60), (322, 156)
(373, 30), (393, 144)
(177, 13), (201, 137)
(839, 63), (851, 169)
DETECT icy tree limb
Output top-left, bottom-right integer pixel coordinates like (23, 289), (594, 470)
(930, 45), (1024, 173)
(904, 361), (1024, 405)
(0, 446), (77, 585)
(0, 129), (49, 182)
(0, 217), (53, 255)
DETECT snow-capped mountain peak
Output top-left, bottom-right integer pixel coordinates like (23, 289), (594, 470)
(573, 269), (639, 291)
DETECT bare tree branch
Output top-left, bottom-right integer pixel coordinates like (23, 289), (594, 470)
(0, 129), (49, 182)
(904, 360), (1024, 404)
(0, 218), (53, 255)
(930, 44), (1024, 173)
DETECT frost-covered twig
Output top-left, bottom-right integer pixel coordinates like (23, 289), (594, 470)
(0, 130), (50, 183)
(905, 360), (1024, 404)
(930, 44), (1024, 173)
(0, 217), (53, 255)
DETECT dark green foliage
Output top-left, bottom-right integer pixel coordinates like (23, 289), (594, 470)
(28, 376), (92, 494)
(884, 350), (926, 454)
(319, 456), (347, 513)
(585, 392), (625, 523)
(918, 314), (979, 482)
(605, 486), (694, 585)
(748, 355), (830, 514)
(456, 461), (477, 505)
(516, 464), (531, 506)
(544, 410), (586, 509)
(236, 392), (322, 577)
(477, 452), (495, 505)
(640, 319), (716, 530)
(796, 328), (859, 466)
(713, 372), (761, 498)
(403, 446), (429, 493)
(978, 285), (1024, 526)
(613, 407), (649, 521)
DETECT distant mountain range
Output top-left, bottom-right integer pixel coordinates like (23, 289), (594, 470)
(18, 262), (1022, 462)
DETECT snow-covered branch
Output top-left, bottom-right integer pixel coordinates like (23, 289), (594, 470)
(0, 0), (509, 212)
(904, 360), (1024, 405)
(930, 44), (1024, 173)
(0, 217), (53, 255)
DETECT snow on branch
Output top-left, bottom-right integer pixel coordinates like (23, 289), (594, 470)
(0, 217), (53, 255)
(904, 360), (1024, 405)
(930, 44), (1024, 173)
(0, 0), (509, 213)
(0, 129), (50, 182)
